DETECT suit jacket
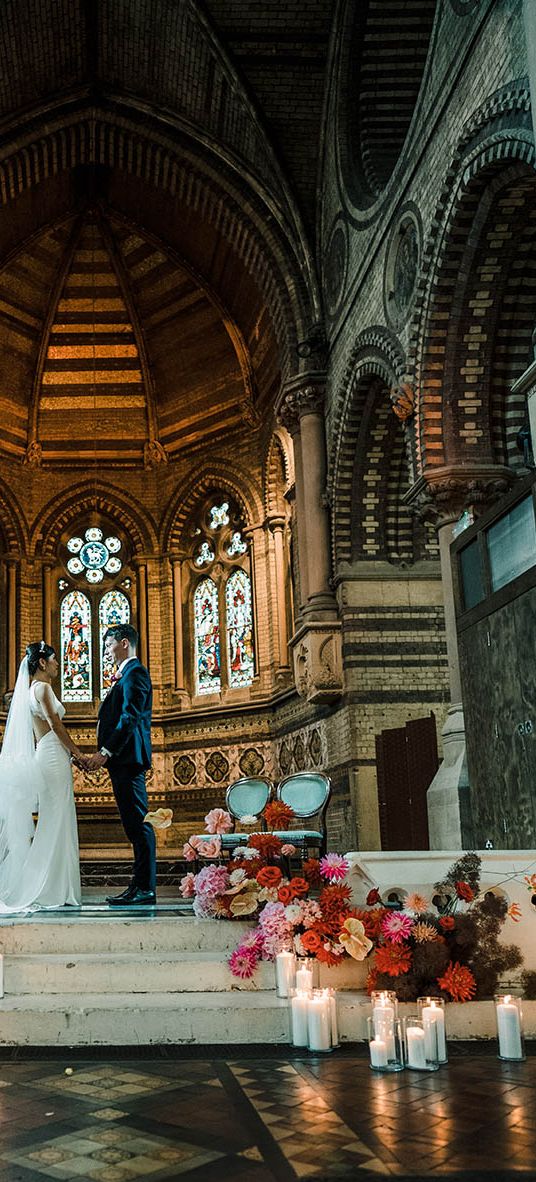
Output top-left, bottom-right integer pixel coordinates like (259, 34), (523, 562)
(97, 658), (152, 771)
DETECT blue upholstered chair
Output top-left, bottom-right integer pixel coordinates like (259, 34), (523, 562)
(190, 776), (273, 853)
(272, 771), (331, 857)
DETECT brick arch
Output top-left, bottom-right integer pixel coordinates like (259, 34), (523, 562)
(329, 328), (406, 566)
(408, 85), (535, 473)
(264, 430), (294, 516)
(0, 110), (315, 383)
(31, 483), (159, 559)
(0, 481), (29, 554)
(164, 465), (264, 553)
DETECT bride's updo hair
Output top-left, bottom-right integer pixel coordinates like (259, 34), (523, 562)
(26, 641), (55, 677)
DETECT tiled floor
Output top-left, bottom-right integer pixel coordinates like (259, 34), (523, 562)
(0, 1050), (533, 1181)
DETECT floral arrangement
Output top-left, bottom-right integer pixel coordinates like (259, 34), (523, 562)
(359, 853), (523, 1003)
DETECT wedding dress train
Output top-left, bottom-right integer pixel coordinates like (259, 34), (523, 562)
(0, 676), (81, 913)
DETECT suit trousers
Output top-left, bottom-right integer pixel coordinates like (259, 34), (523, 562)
(108, 763), (156, 893)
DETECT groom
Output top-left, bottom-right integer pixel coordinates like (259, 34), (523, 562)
(87, 624), (156, 906)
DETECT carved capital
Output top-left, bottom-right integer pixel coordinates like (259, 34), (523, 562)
(277, 375), (326, 433)
(144, 439), (168, 469)
(405, 466), (515, 527)
(390, 382), (414, 421)
(290, 621), (343, 704)
(23, 441), (42, 467)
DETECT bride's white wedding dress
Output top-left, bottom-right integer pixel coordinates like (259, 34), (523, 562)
(0, 667), (81, 913)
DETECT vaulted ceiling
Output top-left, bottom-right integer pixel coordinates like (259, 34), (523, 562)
(0, 0), (334, 468)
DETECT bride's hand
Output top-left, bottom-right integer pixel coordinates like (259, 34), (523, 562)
(71, 753), (91, 770)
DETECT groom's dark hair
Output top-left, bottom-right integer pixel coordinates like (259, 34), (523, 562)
(105, 624), (139, 648)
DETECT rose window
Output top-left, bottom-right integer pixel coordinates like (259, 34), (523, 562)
(66, 528), (123, 583)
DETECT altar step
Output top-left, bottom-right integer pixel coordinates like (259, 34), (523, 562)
(4, 952), (276, 994)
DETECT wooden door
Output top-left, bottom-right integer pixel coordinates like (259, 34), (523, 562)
(375, 714), (438, 850)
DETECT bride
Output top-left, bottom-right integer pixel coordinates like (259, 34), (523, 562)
(0, 641), (85, 912)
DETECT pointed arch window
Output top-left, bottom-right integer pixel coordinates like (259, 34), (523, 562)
(61, 589), (92, 702)
(99, 589), (131, 698)
(226, 569), (254, 688)
(187, 494), (256, 701)
(56, 520), (133, 705)
(194, 578), (221, 696)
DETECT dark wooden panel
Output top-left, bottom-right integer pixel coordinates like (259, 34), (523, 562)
(376, 716), (436, 850)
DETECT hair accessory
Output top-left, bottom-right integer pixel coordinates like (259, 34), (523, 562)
(39, 640), (46, 653)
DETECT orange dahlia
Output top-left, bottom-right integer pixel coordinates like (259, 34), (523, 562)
(264, 801), (295, 831)
(437, 961), (476, 1002)
(374, 941), (413, 978)
(351, 907), (388, 940)
(302, 858), (322, 886)
(248, 833), (283, 859)
(316, 944), (344, 967)
(319, 883), (352, 914)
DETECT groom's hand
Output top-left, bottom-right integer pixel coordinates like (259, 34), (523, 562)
(86, 752), (108, 770)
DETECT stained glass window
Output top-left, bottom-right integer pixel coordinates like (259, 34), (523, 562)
(226, 569), (254, 688)
(66, 528), (122, 583)
(194, 578), (221, 695)
(61, 589), (92, 702)
(99, 589), (131, 697)
(195, 540), (215, 567)
(227, 531), (247, 557)
(209, 502), (229, 529)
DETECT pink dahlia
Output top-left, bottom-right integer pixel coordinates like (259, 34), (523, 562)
(319, 853), (349, 882)
(228, 945), (259, 979)
(179, 872), (196, 898)
(380, 911), (414, 944)
(205, 808), (233, 835)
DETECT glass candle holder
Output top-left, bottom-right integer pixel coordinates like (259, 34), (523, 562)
(404, 1017), (439, 1072)
(295, 959), (314, 995)
(323, 987), (339, 1048)
(275, 951), (296, 998)
(367, 1015), (404, 1072)
(290, 989), (310, 1047)
(307, 988), (333, 1052)
(495, 994), (525, 1061)
(370, 989), (398, 1039)
(417, 996), (448, 1064)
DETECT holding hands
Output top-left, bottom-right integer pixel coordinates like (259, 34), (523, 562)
(71, 751), (108, 772)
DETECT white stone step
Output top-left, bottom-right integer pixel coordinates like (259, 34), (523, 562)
(0, 916), (254, 956)
(4, 951), (276, 995)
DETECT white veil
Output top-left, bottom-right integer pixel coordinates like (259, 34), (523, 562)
(0, 656), (41, 900)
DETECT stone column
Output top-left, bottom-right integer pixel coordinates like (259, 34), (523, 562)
(171, 556), (185, 692)
(42, 562), (54, 646)
(406, 466), (513, 848)
(299, 395), (337, 619)
(135, 561), (148, 667)
(278, 398), (309, 612)
(6, 559), (18, 689)
(266, 515), (290, 670)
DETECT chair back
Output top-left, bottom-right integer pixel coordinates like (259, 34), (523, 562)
(277, 772), (331, 820)
(226, 777), (272, 822)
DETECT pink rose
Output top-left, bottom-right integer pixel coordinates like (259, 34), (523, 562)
(179, 872), (196, 898)
(200, 836), (222, 859)
(182, 834), (205, 861)
(205, 808), (233, 835)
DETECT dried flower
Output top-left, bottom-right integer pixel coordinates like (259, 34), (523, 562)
(437, 961), (477, 1002)
(374, 942), (413, 977)
(412, 921), (441, 943)
(404, 892), (429, 915)
(339, 917), (373, 961)
(320, 853), (349, 882)
(455, 881), (474, 902)
(507, 902), (522, 922)
(381, 912), (414, 944)
(204, 808), (233, 835)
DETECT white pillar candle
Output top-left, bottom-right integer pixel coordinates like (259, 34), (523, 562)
(307, 994), (331, 1051)
(496, 997), (523, 1060)
(422, 1003), (446, 1062)
(406, 1026), (426, 1069)
(296, 962), (313, 993)
(325, 988), (339, 1047)
(372, 1002), (395, 1034)
(291, 991), (309, 1046)
(275, 951), (295, 998)
(369, 1038), (388, 1069)
(374, 1013), (395, 1061)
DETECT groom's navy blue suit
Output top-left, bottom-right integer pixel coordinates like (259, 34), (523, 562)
(97, 658), (155, 893)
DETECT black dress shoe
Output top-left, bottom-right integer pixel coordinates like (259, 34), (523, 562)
(105, 885), (136, 904)
(108, 888), (156, 907)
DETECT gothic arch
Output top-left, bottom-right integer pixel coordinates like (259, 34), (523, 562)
(264, 429), (294, 516)
(0, 480), (29, 554)
(164, 464), (264, 553)
(408, 83), (535, 474)
(31, 482), (159, 560)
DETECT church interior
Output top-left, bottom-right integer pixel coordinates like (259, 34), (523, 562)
(1, 2), (536, 1179)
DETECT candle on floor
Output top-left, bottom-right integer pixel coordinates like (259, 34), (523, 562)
(495, 995), (524, 1061)
(369, 1037), (388, 1069)
(275, 951), (295, 998)
(406, 1024), (426, 1070)
(324, 988), (339, 1047)
(307, 990), (331, 1052)
(418, 997), (447, 1063)
(296, 961), (313, 993)
(366, 1015), (404, 1072)
(291, 991), (309, 1046)
(373, 1011), (395, 1061)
